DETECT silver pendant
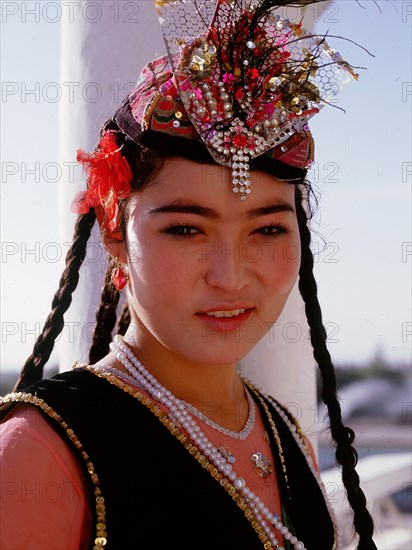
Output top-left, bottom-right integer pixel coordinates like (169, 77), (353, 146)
(251, 451), (273, 478)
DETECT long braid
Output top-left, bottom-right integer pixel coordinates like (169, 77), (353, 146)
(117, 304), (131, 336)
(296, 191), (377, 549)
(88, 259), (121, 364)
(13, 210), (96, 391)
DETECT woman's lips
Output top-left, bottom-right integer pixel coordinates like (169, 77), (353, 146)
(196, 308), (254, 332)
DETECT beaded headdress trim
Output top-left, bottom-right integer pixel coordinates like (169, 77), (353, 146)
(148, 0), (358, 200)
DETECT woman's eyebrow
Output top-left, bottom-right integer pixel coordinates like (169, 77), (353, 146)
(148, 200), (295, 219)
(148, 201), (219, 219)
(248, 202), (295, 217)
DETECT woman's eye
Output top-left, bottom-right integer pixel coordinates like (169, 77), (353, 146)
(163, 224), (199, 238)
(256, 224), (289, 236)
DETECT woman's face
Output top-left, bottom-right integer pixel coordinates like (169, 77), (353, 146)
(118, 156), (301, 368)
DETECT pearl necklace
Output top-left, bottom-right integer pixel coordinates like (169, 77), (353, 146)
(182, 386), (256, 440)
(104, 335), (306, 550)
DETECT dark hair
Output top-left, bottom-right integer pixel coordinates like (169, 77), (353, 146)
(10, 117), (376, 550)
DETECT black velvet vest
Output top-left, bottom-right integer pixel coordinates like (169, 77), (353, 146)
(1, 368), (336, 549)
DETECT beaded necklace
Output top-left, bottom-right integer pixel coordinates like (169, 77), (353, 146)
(98, 335), (307, 550)
(182, 387), (256, 440)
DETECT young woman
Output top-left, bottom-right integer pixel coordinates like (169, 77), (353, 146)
(1, 1), (378, 548)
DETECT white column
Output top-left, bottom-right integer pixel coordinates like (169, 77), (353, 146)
(58, 2), (165, 370)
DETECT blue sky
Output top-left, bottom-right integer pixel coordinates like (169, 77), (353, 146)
(1, 1), (411, 371)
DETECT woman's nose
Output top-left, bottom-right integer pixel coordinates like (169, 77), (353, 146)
(203, 240), (250, 292)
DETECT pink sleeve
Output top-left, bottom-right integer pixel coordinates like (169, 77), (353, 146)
(0, 403), (92, 550)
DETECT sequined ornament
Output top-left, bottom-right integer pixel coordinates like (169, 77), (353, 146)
(251, 451), (273, 478)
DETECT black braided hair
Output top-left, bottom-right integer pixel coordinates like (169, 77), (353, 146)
(88, 261), (130, 363)
(13, 210), (96, 391)
(88, 257), (121, 365)
(117, 304), (131, 336)
(296, 194), (377, 550)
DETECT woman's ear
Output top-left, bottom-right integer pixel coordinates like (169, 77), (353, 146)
(102, 234), (128, 265)
(95, 204), (128, 264)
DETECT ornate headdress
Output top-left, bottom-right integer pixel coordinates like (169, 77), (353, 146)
(73, 0), (359, 239)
